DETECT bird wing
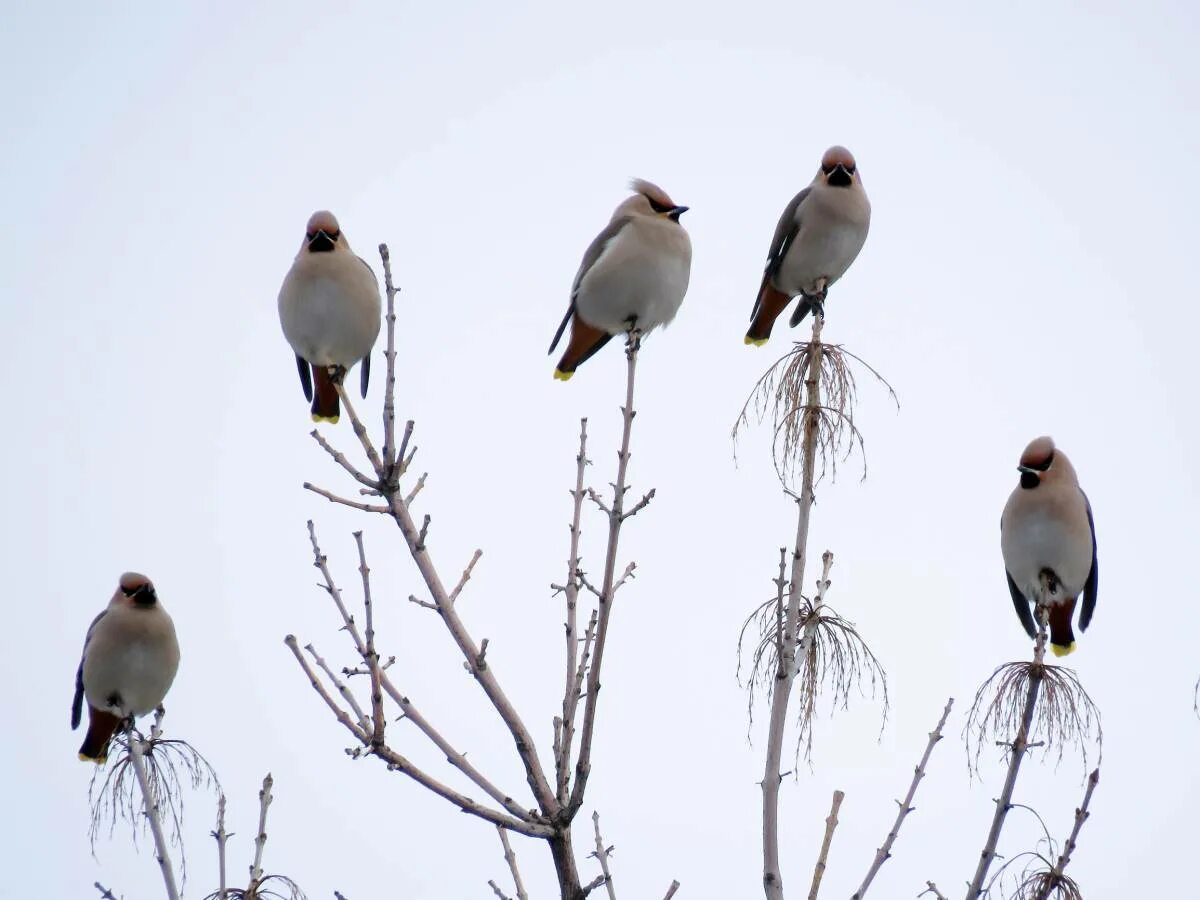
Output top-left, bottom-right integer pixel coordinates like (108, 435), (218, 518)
(751, 187), (810, 321)
(72, 609), (107, 729)
(1005, 570), (1038, 639)
(360, 351), (371, 398)
(295, 354), (313, 402)
(549, 217), (632, 354)
(1079, 492), (1099, 630)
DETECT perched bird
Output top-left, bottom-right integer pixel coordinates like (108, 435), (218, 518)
(1000, 437), (1099, 656)
(548, 179), (691, 379)
(745, 146), (871, 345)
(72, 573), (180, 763)
(279, 210), (382, 423)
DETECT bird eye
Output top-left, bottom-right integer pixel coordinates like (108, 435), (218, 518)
(1029, 451), (1055, 472)
(647, 198), (672, 214)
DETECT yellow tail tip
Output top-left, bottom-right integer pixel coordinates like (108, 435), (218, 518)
(311, 414), (340, 424)
(1050, 641), (1076, 658)
(744, 335), (768, 346)
(78, 752), (106, 764)
(553, 369), (574, 382)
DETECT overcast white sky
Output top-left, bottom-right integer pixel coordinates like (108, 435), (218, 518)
(3, 1), (1198, 897)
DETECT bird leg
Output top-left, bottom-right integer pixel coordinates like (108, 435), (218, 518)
(625, 325), (643, 354)
(326, 364), (348, 386)
(809, 277), (829, 320)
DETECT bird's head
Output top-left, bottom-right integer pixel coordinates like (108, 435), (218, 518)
(304, 210), (343, 253)
(1015, 436), (1076, 489)
(624, 179), (689, 222)
(819, 146), (860, 188)
(118, 572), (159, 607)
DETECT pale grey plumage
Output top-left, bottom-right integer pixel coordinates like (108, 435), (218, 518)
(278, 211), (381, 371)
(1000, 437), (1098, 654)
(571, 181), (692, 335)
(75, 573), (180, 725)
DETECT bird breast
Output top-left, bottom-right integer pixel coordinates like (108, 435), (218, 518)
(775, 188), (869, 295)
(1001, 501), (1093, 599)
(575, 224), (691, 335)
(279, 257), (382, 367)
(83, 611), (180, 717)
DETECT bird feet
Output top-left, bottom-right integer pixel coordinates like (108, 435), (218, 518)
(326, 364), (348, 386)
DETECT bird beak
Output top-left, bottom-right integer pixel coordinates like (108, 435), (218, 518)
(1017, 465), (1036, 475)
(667, 206), (689, 222)
(307, 230), (337, 252)
(826, 164), (853, 187)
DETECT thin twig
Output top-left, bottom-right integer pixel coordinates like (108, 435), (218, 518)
(496, 826), (530, 900)
(284, 635), (547, 836)
(663, 881), (681, 899)
(246, 774), (273, 890)
(557, 418), (590, 805)
(920, 883), (948, 900)
(852, 698), (954, 899)
(762, 313), (825, 900)
(964, 597), (1051, 899)
(94, 883), (120, 900)
(304, 482), (389, 513)
(807, 790), (844, 900)
(127, 722), (181, 900)
(1032, 769), (1100, 900)
(354, 532), (386, 747)
(569, 333), (644, 816)
(591, 811), (618, 900)
(212, 794), (229, 900)
(378, 243), (399, 474)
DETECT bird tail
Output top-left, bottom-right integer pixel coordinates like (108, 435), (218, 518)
(554, 319), (613, 381)
(788, 296), (814, 328)
(1047, 599), (1077, 657)
(745, 283), (791, 346)
(311, 365), (341, 424)
(78, 708), (121, 763)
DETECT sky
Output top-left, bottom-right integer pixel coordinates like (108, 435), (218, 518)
(2, 1), (1198, 897)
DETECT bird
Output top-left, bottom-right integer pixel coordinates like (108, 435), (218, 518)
(278, 210), (382, 423)
(745, 145), (871, 345)
(1000, 437), (1099, 657)
(548, 179), (692, 379)
(72, 573), (181, 763)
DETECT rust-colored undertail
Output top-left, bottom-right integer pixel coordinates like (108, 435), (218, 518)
(554, 316), (614, 380)
(1047, 597), (1078, 656)
(745, 283), (793, 346)
(78, 707), (122, 763)
(311, 365), (340, 423)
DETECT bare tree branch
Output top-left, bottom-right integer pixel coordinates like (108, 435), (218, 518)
(569, 333), (647, 817)
(920, 883), (948, 900)
(127, 720), (181, 900)
(496, 826), (530, 900)
(284, 634), (548, 837)
(807, 789), (844, 900)
(557, 418), (590, 805)
(663, 881), (681, 899)
(212, 794), (229, 900)
(94, 883), (120, 900)
(243, 774), (274, 893)
(852, 698), (954, 899)
(965, 598), (1051, 899)
(590, 811), (617, 900)
(1030, 769), (1100, 900)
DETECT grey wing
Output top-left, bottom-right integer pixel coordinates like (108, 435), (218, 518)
(355, 254), (379, 397)
(751, 188), (809, 319)
(1079, 492), (1098, 630)
(549, 217), (631, 354)
(72, 610), (107, 729)
(765, 188), (810, 275)
(1006, 570), (1038, 639)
